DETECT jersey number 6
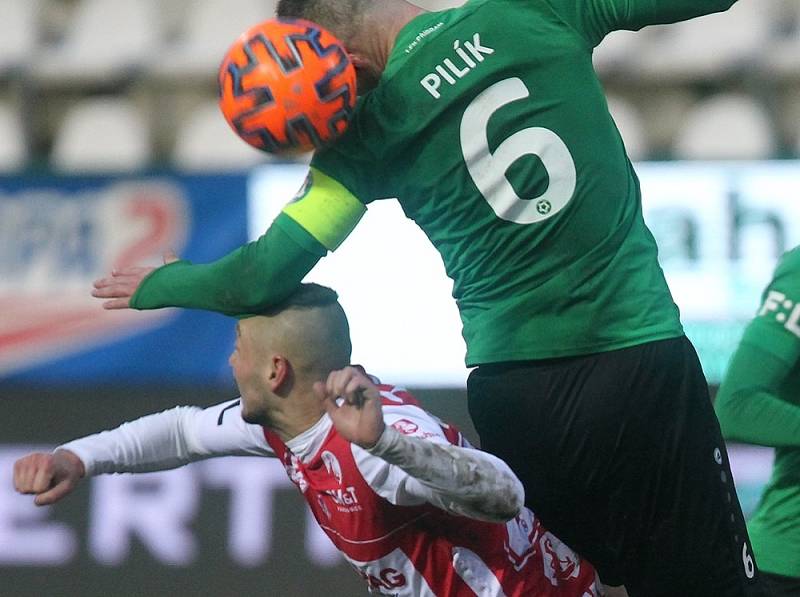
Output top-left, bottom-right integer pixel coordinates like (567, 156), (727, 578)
(460, 77), (576, 225)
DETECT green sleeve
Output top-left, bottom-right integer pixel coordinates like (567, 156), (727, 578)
(543, 0), (737, 47)
(714, 249), (800, 447)
(715, 339), (800, 448)
(130, 213), (326, 315)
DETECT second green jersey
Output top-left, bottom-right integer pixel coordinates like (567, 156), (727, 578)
(310, 0), (705, 364)
(715, 247), (800, 578)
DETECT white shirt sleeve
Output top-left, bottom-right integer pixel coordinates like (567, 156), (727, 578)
(59, 399), (274, 476)
(352, 404), (524, 523)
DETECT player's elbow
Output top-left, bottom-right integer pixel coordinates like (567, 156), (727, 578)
(477, 472), (525, 523)
(511, 476), (525, 515)
(500, 475), (526, 521)
(714, 389), (749, 442)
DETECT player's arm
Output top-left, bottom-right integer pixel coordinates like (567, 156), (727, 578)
(546, 0), (738, 47)
(92, 168), (366, 313)
(714, 309), (800, 448)
(317, 368), (525, 523)
(13, 400), (273, 505)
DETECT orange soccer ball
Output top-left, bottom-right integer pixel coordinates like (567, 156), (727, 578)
(218, 18), (357, 155)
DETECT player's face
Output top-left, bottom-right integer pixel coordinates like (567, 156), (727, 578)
(229, 322), (266, 423)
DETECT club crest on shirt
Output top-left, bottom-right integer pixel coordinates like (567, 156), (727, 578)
(321, 450), (343, 485)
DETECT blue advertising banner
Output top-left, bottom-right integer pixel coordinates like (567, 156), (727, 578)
(0, 174), (248, 385)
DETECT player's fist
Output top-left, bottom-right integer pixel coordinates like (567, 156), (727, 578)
(315, 366), (385, 449)
(13, 450), (85, 506)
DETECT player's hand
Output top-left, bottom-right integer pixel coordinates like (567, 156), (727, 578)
(91, 251), (179, 309)
(13, 450), (86, 506)
(315, 366), (385, 449)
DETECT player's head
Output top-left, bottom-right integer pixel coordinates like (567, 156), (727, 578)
(276, 0), (425, 92)
(230, 283), (352, 424)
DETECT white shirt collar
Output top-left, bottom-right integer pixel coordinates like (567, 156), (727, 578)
(285, 414), (333, 462)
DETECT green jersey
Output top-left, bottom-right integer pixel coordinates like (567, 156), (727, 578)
(715, 247), (800, 578)
(131, 0), (739, 365)
(312, 0), (694, 364)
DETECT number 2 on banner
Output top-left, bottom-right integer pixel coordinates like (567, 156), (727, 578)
(460, 77), (576, 225)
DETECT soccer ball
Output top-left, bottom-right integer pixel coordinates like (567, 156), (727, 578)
(218, 18), (357, 155)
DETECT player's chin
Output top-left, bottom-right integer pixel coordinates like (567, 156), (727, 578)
(240, 405), (261, 425)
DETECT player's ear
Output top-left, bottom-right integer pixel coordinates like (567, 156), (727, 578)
(348, 52), (368, 69)
(268, 355), (292, 391)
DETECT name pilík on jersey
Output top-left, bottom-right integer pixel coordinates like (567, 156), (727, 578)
(420, 34), (495, 99)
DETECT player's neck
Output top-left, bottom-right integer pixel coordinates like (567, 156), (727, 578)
(264, 392), (325, 442)
(364, 1), (426, 73)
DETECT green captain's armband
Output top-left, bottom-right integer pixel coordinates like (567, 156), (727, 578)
(281, 167), (366, 251)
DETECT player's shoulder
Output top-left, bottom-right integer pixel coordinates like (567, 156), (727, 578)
(375, 383), (469, 447)
(376, 383), (422, 408)
(774, 246), (800, 284)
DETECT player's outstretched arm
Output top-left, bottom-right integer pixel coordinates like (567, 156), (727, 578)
(92, 168), (365, 315)
(53, 401), (273, 477)
(92, 216), (324, 312)
(550, 0), (738, 48)
(317, 367), (525, 523)
(715, 336), (800, 448)
(13, 450), (85, 506)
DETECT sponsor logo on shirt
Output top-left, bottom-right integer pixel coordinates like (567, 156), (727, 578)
(758, 290), (800, 339)
(392, 419), (419, 435)
(346, 548), (435, 595)
(540, 532), (581, 586)
(358, 567), (407, 593)
(404, 22), (444, 55)
(419, 34), (495, 100)
(321, 450), (362, 513)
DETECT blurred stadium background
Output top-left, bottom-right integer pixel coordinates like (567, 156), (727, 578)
(0, 0), (795, 595)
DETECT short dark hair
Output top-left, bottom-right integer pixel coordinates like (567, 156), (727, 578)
(261, 283), (352, 369)
(262, 282), (342, 316)
(276, 0), (370, 44)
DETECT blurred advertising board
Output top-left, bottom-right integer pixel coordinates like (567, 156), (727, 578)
(0, 174), (248, 385)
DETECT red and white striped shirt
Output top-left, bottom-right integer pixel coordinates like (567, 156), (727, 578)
(263, 385), (599, 596)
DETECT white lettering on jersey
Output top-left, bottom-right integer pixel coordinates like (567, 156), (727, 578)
(346, 547), (436, 596)
(452, 546), (508, 597)
(420, 34), (495, 100)
(404, 22), (445, 55)
(758, 289), (800, 338)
